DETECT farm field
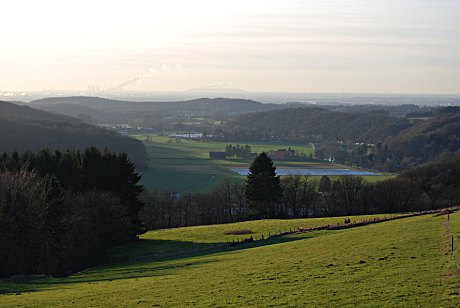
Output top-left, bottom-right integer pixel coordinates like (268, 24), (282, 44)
(135, 135), (393, 193)
(1, 211), (459, 307)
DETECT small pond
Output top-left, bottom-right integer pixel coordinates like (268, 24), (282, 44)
(230, 168), (381, 176)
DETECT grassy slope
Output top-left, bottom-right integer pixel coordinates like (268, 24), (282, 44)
(445, 210), (460, 299)
(2, 212), (459, 307)
(109, 214), (392, 262)
(137, 135), (392, 193)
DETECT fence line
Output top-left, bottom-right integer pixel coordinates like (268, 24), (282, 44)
(231, 208), (458, 246)
(444, 211), (460, 271)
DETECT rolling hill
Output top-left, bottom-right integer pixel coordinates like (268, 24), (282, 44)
(1, 211), (458, 306)
(0, 101), (146, 167)
(387, 112), (460, 164)
(224, 107), (411, 143)
(29, 96), (282, 125)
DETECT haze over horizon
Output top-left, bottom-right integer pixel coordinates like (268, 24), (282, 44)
(1, 0), (459, 94)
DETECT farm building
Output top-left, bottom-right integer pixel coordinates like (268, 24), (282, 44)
(272, 148), (296, 160)
(209, 151), (226, 159)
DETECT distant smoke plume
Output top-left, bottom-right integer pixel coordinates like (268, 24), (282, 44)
(110, 64), (181, 91)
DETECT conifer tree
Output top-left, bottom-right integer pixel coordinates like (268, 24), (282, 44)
(245, 153), (283, 218)
(319, 175), (332, 194)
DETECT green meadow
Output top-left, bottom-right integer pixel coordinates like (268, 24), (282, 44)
(1, 211), (459, 307)
(135, 135), (393, 193)
(108, 214), (394, 262)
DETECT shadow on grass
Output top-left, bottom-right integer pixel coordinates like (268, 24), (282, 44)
(3, 211), (445, 296)
(0, 233), (317, 296)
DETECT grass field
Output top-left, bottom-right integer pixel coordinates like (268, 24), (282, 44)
(108, 214), (394, 262)
(135, 135), (393, 193)
(1, 211), (459, 307)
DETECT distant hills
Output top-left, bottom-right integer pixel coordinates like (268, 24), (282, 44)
(0, 101), (146, 167)
(20, 95), (460, 171)
(387, 112), (460, 164)
(224, 107), (411, 143)
(30, 96), (282, 126)
(223, 106), (460, 170)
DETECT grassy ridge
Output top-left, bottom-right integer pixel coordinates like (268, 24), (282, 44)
(1, 212), (459, 306)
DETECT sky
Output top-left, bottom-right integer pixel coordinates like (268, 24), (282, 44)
(1, 0), (460, 94)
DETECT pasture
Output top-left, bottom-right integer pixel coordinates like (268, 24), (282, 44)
(135, 135), (392, 193)
(1, 211), (459, 306)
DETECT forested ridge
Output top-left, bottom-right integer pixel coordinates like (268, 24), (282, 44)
(223, 107), (410, 143)
(387, 112), (460, 164)
(222, 107), (460, 170)
(0, 101), (146, 168)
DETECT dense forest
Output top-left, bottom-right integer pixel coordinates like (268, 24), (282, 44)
(0, 148), (143, 277)
(0, 101), (146, 168)
(386, 113), (460, 166)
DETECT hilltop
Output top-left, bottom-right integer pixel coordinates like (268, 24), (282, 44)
(29, 96), (282, 126)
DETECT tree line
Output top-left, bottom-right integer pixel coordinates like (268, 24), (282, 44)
(0, 148), (143, 277)
(139, 153), (460, 230)
(224, 144), (252, 158)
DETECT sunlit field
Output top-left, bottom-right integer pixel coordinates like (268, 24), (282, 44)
(2, 211), (459, 307)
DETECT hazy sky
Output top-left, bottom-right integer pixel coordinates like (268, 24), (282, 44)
(1, 0), (459, 93)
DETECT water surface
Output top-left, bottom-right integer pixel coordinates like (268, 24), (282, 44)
(230, 168), (381, 176)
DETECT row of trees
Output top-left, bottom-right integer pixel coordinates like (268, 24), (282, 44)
(0, 148), (144, 278)
(136, 173), (443, 231)
(224, 144), (252, 158)
(139, 181), (246, 229)
(138, 153), (460, 230)
(246, 164), (424, 218)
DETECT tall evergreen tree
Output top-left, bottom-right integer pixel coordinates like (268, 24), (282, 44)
(245, 153), (283, 218)
(318, 175), (332, 194)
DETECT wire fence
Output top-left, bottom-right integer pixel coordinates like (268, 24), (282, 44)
(444, 211), (460, 271)
(229, 208), (452, 247)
